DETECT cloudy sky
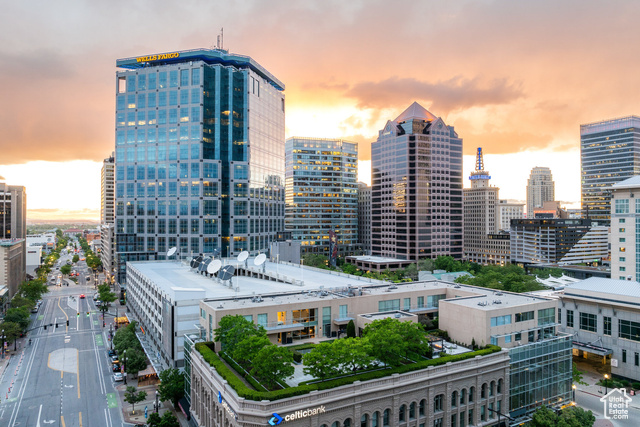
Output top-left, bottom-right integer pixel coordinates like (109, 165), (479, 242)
(1, 0), (638, 220)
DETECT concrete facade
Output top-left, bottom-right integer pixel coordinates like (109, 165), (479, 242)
(358, 183), (371, 255)
(0, 239), (26, 302)
(0, 183), (26, 240)
(526, 167), (554, 219)
(610, 176), (640, 281)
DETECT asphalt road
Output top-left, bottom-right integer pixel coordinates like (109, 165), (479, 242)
(576, 388), (640, 427)
(0, 259), (125, 427)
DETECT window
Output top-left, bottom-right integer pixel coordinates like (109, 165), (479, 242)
(615, 199), (629, 214)
(504, 335), (512, 343)
(620, 266), (627, 272)
(451, 391), (458, 408)
(567, 310), (574, 328)
(460, 389), (466, 405)
(538, 308), (555, 325)
(488, 402), (494, 419)
(490, 381), (495, 396)
(417, 296), (424, 308)
(620, 237), (626, 242)
(361, 413), (369, 427)
(622, 349), (627, 363)
(558, 308), (562, 324)
(419, 399), (426, 416)
(434, 394), (444, 412)
(378, 299), (400, 311)
(604, 316), (612, 336)
(636, 352), (639, 367)
(497, 379), (503, 394)
(515, 311), (534, 322)
(481, 383), (487, 399)
(404, 298), (411, 311)
(399, 405), (406, 422)
(468, 409), (473, 426)
(372, 412), (379, 427)
(451, 414), (456, 427)
(481, 405), (486, 421)
(469, 387), (474, 402)
(409, 402), (416, 420)
(620, 218), (626, 223)
(620, 257), (626, 262)
(620, 319), (640, 341)
(620, 247), (626, 253)
(579, 312), (597, 332)
(383, 409), (390, 426)
(490, 315), (512, 327)
(433, 419), (443, 427)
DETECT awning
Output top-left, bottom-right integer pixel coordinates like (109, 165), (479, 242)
(138, 365), (157, 377)
(0, 287), (8, 298)
(573, 340), (612, 356)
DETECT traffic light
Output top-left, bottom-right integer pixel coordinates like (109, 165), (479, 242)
(86, 312), (90, 317)
(77, 312), (80, 317)
(66, 320), (69, 326)
(55, 323), (58, 329)
(44, 325), (47, 330)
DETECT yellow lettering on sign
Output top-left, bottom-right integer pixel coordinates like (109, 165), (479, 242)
(136, 52), (180, 63)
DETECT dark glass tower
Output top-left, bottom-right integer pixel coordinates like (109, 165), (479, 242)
(371, 102), (463, 260)
(114, 49), (285, 283)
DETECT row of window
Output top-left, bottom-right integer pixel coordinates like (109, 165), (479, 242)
(117, 88), (201, 111)
(565, 310), (640, 341)
(117, 162), (222, 180)
(116, 125), (202, 145)
(118, 68), (201, 95)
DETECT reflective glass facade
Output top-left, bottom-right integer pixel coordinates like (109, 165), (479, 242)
(114, 49), (285, 283)
(0, 183), (26, 240)
(581, 116), (640, 225)
(372, 102), (463, 260)
(285, 138), (358, 255)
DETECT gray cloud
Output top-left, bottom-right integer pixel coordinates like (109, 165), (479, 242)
(346, 76), (524, 114)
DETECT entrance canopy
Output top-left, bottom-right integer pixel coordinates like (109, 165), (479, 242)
(573, 340), (612, 356)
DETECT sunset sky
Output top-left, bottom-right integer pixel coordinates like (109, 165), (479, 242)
(1, 0), (638, 221)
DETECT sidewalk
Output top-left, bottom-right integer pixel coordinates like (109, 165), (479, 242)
(575, 361), (640, 410)
(116, 379), (167, 425)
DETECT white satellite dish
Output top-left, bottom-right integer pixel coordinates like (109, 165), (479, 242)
(237, 251), (249, 262)
(254, 254), (267, 266)
(207, 259), (222, 274)
(167, 247), (177, 257)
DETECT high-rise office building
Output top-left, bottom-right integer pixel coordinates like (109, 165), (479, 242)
(100, 154), (116, 280)
(284, 137), (358, 256)
(526, 167), (554, 218)
(610, 176), (640, 281)
(0, 182), (26, 239)
(498, 200), (524, 231)
(358, 182), (372, 255)
(463, 148), (510, 265)
(581, 116), (640, 224)
(371, 102), (463, 260)
(114, 49), (285, 284)
(0, 239), (26, 306)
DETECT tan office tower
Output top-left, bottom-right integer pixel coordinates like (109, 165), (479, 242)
(526, 167), (555, 218)
(0, 182), (26, 239)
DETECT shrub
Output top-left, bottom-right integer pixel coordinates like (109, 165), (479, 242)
(621, 380), (630, 388)
(632, 382), (640, 390)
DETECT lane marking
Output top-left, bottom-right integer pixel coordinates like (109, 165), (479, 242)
(36, 404), (42, 427)
(79, 412), (82, 427)
(60, 415), (65, 427)
(7, 337), (40, 426)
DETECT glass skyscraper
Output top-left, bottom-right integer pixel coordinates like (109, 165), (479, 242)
(284, 137), (358, 255)
(581, 116), (640, 225)
(371, 102), (463, 260)
(114, 49), (285, 283)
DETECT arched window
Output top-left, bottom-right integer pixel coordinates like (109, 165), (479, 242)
(498, 378), (503, 394)
(490, 380), (496, 396)
(360, 414), (369, 427)
(409, 402), (416, 420)
(321, 424), (328, 427)
(460, 388), (466, 405)
(469, 386), (475, 402)
(481, 383), (487, 399)
(419, 399), (426, 416)
(331, 422), (339, 427)
(372, 411), (380, 427)
(452, 390), (458, 408)
(383, 410), (390, 427)
(399, 404), (406, 422)
(434, 394), (444, 412)
(344, 418), (352, 427)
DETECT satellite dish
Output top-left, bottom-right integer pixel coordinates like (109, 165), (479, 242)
(218, 265), (236, 281)
(167, 247), (177, 257)
(190, 256), (203, 269)
(199, 257), (212, 272)
(212, 248), (221, 259)
(254, 254), (267, 266)
(207, 259), (222, 274)
(237, 251), (249, 262)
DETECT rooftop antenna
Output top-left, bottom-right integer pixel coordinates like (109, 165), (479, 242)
(167, 247), (177, 261)
(237, 250), (249, 269)
(221, 27), (224, 50)
(255, 253), (267, 273)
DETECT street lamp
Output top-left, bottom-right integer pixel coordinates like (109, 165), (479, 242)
(572, 384), (577, 404)
(155, 390), (159, 413)
(604, 374), (609, 395)
(1, 329), (4, 359)
(123, 349), (127, 385)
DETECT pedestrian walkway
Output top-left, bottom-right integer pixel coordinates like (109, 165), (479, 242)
(575, 360), (640, 410)
(116, 379), (166, 425)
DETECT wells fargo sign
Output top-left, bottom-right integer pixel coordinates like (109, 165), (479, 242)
(136, 52), (180, 63)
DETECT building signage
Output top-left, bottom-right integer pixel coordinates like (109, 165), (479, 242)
(268, 406), (326, 425)
(218, 391), (238, 420)
(136, 52), (180, 63)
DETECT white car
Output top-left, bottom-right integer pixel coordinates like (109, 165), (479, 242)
(113, 372), (124, 382)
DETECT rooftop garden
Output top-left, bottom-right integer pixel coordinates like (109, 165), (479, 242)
(195, 315), (502, 401)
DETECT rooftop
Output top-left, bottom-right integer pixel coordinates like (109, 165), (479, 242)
(0, 239), (24, 247)
(394, 102), (438, 123)
(564, 277), (640, 300)
(116, 48), (284, 91)
(346, 255), (415, 264)
(611, 175), (640, 189)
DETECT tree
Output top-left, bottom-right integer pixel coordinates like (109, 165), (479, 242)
(146, 412), (162, 427)
(60, 264), (71, 276)
(346, 319), (356, 338)
(252, 345), (294, 388)
(363, 318), (428, 366)
(147, 411), (180, 427)
(215, 315), (265, 352)
(72, 254), (80, 263)
(403, 263), (419, 281)
(0, 322), (23, 349)
(303, 342), (342, 380)
(341, 263), (358, 275)
(332, 338), (374, 372)
(573, 362), (587, 386)
(157, 368), (185, 408)
(124, 385), (147, 414)
(530, 406), (557, 427)
(125, 348), (147, 378)
(4, 307), (30, 331)
(10, 295), (35, 310)
(232, 334), (271, 368)
(18, 279), (48, 301)
(530, 405), (595, 427)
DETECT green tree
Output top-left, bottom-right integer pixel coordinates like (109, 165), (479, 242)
(0, 322), (23, 349)
(231, 334), (271, 368)
(60, 264), (71, 276)
(10, 295), (35, 310)
(252, 345), (294, 388)
(18, 279), (48, 301)
(346, 319), (356, 338)
(341, 263), (358, 275)
(363, 318), (428, 366)
(573, 362), (587, 386)
(124, 385), (147, 414)
(4, 307), (30, 331)
(157, 368), (185, 408)
(146, 411), (180, 427)
(215, 315), (266, 352)
(303, 342), (342, 380)
(302, 253), (329, 269)
(403, 263), (419, 281)
(561, 406), (595, 427)
(125, 348), (147, 378)
(146, 412), (162, 427)
(332, 338), (374, 372)
(72, 254), (80, 263)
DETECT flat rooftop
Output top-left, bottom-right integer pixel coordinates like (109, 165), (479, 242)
(346, 255), (414, 263)
(564, 277), (640, 300)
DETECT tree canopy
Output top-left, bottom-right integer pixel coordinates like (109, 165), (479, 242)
(530, 405), (595, 427)
(251, 345), (295, 388)
(157, 368), (185, 408)
(124, 386), (147, 414)
(215, 315), (265, 352)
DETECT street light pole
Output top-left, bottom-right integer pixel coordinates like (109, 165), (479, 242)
(572, 384), (577, 404)
(1, 329), (4, 359)
(123, 350), (127, 385)
(155, 390), (159, 413)
(604, 374), (609, 395)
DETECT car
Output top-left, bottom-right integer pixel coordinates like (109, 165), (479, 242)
(79, 294), (85, 299)
(30, 306), (38, 313)
(113, 372), (123, 382)
(108, 349), (117, 357)
(112, 364), (121, 372)
(110, 355), (119, 364)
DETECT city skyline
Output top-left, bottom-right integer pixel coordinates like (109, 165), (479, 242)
(2, 1), (640, 219)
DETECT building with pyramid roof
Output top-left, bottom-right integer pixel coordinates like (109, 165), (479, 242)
(371, 102), (463, 260)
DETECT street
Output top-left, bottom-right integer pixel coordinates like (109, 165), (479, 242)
(0, 254), (126, 426)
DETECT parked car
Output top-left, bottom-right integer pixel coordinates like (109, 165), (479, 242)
(112, 364), (121, 372)
(110, 355), (119, 364)
(79, 294), (85, 299)
(108, 349), (117, 357)
(113, 372), (123, 382)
